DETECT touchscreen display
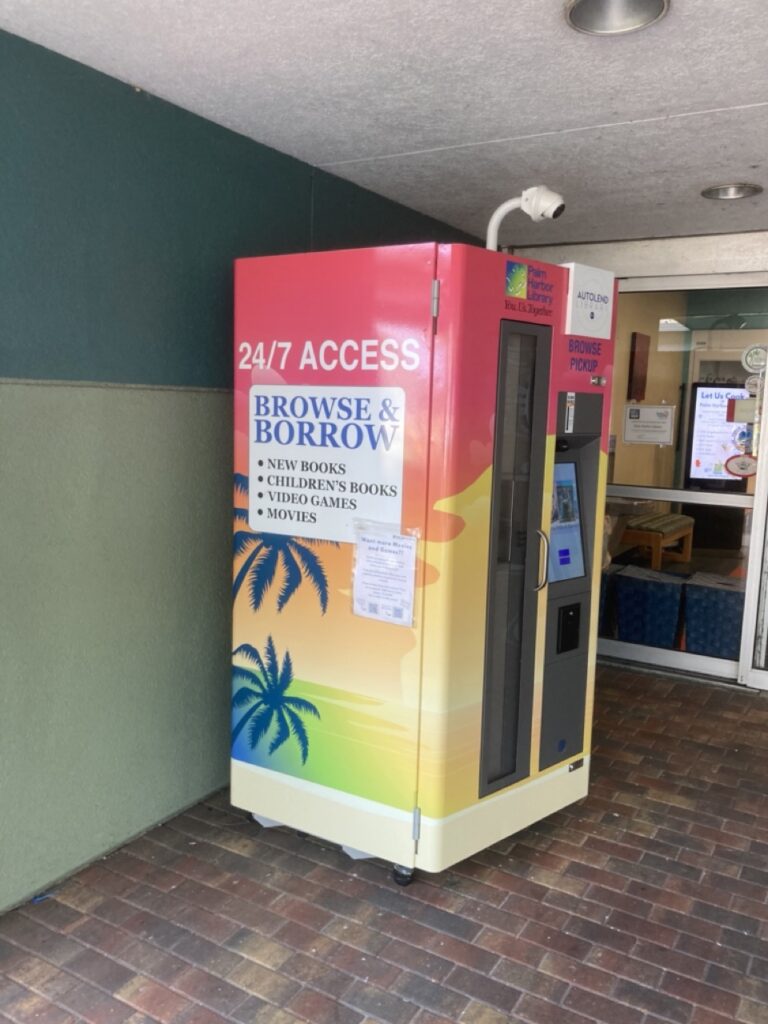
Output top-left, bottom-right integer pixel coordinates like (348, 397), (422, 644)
(548, 462), (586, 583)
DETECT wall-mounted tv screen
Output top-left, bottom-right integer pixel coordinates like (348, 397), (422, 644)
(685, 384), (750, 491)
(549, 462), (586, 583)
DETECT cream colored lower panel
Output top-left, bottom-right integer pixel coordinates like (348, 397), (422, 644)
(416, 758), (590, 873)
(231, 760), (416, 867)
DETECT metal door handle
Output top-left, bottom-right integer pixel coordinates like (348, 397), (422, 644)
(535, 529), (549, 591)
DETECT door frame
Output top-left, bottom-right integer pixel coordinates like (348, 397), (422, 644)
(738, 393), (768, 689)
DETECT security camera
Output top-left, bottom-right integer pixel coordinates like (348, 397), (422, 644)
(520, 185), (566, 222)
(485, 184), (566, 249)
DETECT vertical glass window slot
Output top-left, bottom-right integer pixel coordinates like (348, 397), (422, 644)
(480, 327), (549, 793)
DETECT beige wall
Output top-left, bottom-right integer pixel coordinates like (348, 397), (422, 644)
(610, 292), (687, 487)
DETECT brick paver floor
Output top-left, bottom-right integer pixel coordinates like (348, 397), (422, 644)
(1, 664), (768, 1024)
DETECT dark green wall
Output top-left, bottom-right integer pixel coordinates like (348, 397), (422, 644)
(0, 29), (474, 912)
(0, 29), (474, 389)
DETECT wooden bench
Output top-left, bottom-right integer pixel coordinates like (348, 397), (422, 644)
(620, 512), (694, 572)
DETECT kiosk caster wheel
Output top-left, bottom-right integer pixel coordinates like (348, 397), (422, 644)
(392, 864), (415, 887)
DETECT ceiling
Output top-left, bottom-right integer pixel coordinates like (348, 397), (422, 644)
(1, 0), (767, 247)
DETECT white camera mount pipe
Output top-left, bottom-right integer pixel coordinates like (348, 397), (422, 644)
(485, 197), (523, 251)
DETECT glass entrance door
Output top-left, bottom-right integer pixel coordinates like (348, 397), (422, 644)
(598, 287), (768, 684)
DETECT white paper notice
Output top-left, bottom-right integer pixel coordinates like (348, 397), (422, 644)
(249, 385), (405, 542)
(353, 529), (417, 626)
(623, 405), (676, 445)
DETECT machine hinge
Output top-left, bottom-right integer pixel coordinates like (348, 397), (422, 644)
(411, 806), (422, 841)
(569, 758), (585, 773)
(431, 279), (440, 318)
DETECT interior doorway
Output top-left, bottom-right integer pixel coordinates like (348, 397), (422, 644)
(598, 285), (768, 688)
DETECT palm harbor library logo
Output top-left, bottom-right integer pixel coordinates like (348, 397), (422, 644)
(505, 261), (528, 299)
(505, 260), (554, 317)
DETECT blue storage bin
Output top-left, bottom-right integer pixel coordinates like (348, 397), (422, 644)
(684, 573), (745, 660)
(614, 565), (684, 649)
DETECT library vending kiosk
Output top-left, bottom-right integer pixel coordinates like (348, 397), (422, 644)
(231, 243), (615, 882)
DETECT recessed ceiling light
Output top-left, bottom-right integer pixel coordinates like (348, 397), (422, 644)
(701, 183), (764, 200)
(565, 0), (670, 35)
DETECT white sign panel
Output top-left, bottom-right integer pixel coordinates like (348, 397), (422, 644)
(249, 385), (405, 542)
(561, 263), (615, 341)
(623, 405), (676, 445)
(353, 528), (417, 626)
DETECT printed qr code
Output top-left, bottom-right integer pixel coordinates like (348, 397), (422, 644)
(368, 602), (379, 614)
(392, 607), (404, 619)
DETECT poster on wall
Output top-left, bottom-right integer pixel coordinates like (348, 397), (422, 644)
(623, 404), (676, 445)
(688, 385), (750, 481)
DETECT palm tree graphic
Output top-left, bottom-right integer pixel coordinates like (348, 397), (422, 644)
(232, 637), (320, 764)
(233, 473), (334, 613)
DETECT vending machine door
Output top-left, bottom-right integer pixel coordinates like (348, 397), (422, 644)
(231, 243), (439, 869)
(479, 321), (551, 795)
